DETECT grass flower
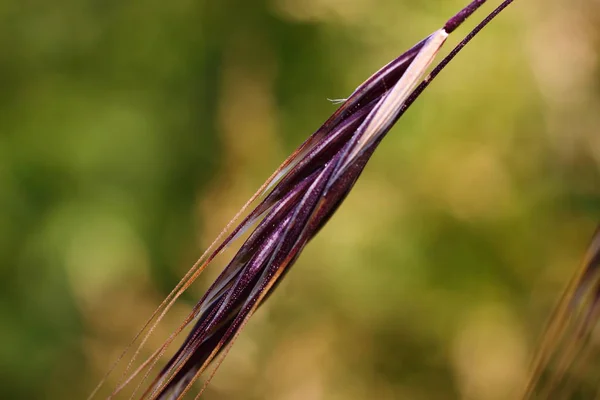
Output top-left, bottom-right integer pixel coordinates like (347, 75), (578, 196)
(523, 225), (600, 399)
(90, 1), (520, 399)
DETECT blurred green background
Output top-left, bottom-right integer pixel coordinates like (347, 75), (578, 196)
(1, 0), (599, 399)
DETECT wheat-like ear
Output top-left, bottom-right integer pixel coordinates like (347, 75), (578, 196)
(90, 1), (520, 399)
(522, 225), (600, 399)
(143, 29), (448, 400)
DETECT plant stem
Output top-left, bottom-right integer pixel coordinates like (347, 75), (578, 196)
(445, 0), (488, 34)
(398, 0), (516, 119)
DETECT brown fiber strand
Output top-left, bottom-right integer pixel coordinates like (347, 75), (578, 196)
(144, 307), (235, 399)
(557, 323), (597, 400)
(97, 137), (319, 399)
(129, 303), (212, 400)
(551, 286), (600, 399)
(182, 198), (328, 400)
(123, 266), (215, 399)
(524, 228), (600, 399)
(172, 198), (325, 400)
(539, 310), (590, 399)
(521, 257), (594, 398)
(192, 209), (328, 400)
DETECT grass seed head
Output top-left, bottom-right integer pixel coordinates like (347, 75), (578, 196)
(90, 1), (524, 399)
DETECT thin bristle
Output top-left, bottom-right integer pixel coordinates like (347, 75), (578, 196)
(523, 226), (600, 399)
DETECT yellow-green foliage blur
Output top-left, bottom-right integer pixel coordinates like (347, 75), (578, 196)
(1, 0), (599, 399)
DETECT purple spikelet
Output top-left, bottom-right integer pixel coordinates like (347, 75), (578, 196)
(89, 1), (523, 399)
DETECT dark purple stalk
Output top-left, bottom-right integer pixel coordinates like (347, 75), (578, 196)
(444, 0), (488, 33)
(401, 0), (515, 116)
